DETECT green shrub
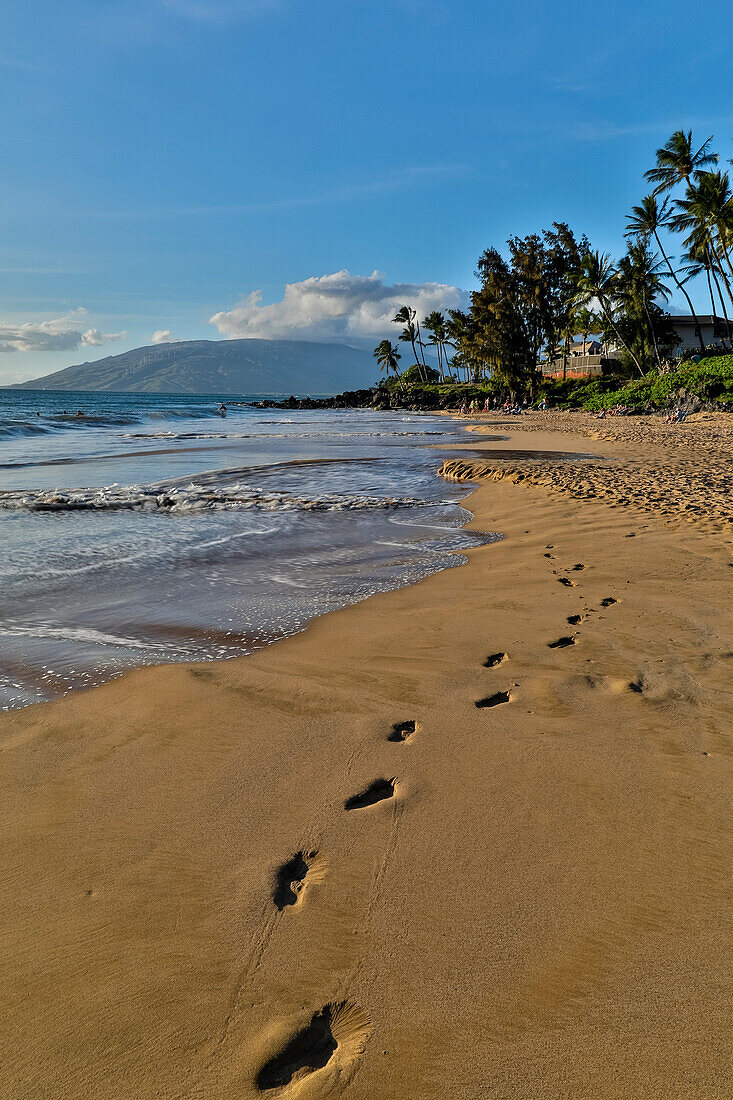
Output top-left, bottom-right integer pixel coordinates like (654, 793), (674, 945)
(542, 357), (733, 410)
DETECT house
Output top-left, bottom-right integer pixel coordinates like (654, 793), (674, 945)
(669, 314), (727, 353)
(539, 354), (617, 380)
(540, 336), (620, 379)
(569, 339), (603, 356)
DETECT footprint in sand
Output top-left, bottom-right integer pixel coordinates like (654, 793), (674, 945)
(256, 1001), (371, 1093)
(345, 778), (396, 811)
(571, 563), (585, 571)
(548, 635), (576, 649)
(483, 651), (508, 668)
(475, 690), (511, 709)
(558, 577), (576, 588)
(273, 851), (323, 911)
(566, 614), (585, 626)
(600, 596), (618, 607)
(628, 679), (644, 694)
(388, 720), (416, 743)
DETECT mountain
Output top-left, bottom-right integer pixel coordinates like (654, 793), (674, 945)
(12, 338), (383, 394)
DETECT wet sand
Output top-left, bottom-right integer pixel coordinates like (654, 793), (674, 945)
(1, 413), (731, 1099)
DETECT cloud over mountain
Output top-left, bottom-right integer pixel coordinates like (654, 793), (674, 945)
(209, 270), (464, 345)
(0, 309), (124, 353)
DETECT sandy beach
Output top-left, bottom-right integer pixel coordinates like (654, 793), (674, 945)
(1, 412), (731, 1099)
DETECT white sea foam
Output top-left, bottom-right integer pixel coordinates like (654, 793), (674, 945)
(0, 480), (430, 514)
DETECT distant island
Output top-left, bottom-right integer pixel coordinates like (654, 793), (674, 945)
(11, 338), (381, 394)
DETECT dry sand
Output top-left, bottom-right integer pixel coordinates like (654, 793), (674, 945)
(1, 414), (731, 1099)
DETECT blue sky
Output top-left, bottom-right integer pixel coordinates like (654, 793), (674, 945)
(2, 0), (732, 382)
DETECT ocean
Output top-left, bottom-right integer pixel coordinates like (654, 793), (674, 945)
(0, 389), (498, 710)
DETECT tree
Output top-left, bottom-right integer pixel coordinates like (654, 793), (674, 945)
(626, 194), (705, 351)
(541, 222), (589, 363)
(575, 307), (598, 354)
(392, 305), (426, 380)
(423, 311), (448, 380)
(470, 248), (531, 391)
(671, 170), (733, 346)
(644, 129), (718, 195)
(672, 171), (733, 303)
(644, 130), (724, 350)
(373, 339), (402, 385)
(573, 250), (644, 375)
(615, 239), (672, 372)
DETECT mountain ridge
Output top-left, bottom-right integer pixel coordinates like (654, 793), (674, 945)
(11, 338), (383, 394)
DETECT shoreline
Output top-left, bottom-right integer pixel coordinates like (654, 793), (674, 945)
(1, 415), (731, 1098)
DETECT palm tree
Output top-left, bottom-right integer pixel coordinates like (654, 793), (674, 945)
(423, 311), (448, 380)
(445, 310), (475, 383)
(392, 305), (426, 380)
(671, 172), (733, 347)
(672, 171), (733, 294)
(616, 240), (671, 371)
(644, 129), (718, 195)
(645, 131), (721, 346)
(373, 339), (402, 385)
(679, 247), (730, 349)
(573, 250), (644, 375)
(574, 307), (598, 354)
(626, 194), (705, 351)
(680, 244), (733, 350)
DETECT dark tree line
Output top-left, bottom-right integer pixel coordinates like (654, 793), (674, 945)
(375, 129), (733, 394)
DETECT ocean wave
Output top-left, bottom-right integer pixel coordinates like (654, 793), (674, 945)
(0, 480), (430, 514)
(120, 429), (443, 441)
(0, 622), (176, 652)
(0, 421), (57, 438)
(0, 405), (235, 438)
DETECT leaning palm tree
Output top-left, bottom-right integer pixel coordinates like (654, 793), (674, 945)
(671, 171), (733, 324)
(423, 310), (447, 380)
(626, 194), (705, 351)
(573, 250), (643, 375)
(392, 305), (426, 380)
(373, 339), (402, 385)
(674, 170), (733, 287)
(644, 129), (718, 195)
(616, 240), (671, 371)
(679, 244), (732, 350)
(679, 237), (733, 349)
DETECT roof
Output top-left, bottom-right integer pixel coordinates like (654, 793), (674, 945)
(669, 315), (725, 326)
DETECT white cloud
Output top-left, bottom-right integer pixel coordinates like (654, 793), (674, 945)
(81, 327), (125, 347)
(0, 308), (125, 353)
(209, 270), (464, 345)
(151, 329), (178, 344)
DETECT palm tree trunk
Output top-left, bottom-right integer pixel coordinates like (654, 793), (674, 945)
(410, 337), (424, 382)
(415, 320), (428, 369)
(653, 228), (705, 351)
(708, 256), (733, 349)
(709, 245), (733, 312)
(702, 262), (723, 349)
(719, 238), (733, 292)
(600, 297), (644, 376)
(643, 296), (662, 370)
